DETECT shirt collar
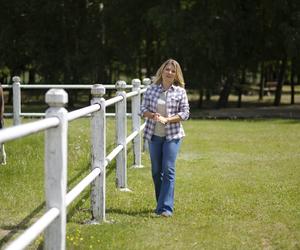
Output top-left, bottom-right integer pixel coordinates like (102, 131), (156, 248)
(158, 84), (175, 93)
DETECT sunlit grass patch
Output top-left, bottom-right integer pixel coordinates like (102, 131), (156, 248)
(0, 118), (299, 249)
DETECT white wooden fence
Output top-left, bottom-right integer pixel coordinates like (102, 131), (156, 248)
(2, 77), (151, 250)
(2, 76), (145, 125)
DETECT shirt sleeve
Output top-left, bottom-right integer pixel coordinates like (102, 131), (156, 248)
(139, 87), (150, 116)
(177, 89), (190, 121)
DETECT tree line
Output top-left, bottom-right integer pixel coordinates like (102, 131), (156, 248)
(0, 0), (300, 107)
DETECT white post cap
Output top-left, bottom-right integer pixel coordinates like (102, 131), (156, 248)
(45, 89), (68, 107)
(12, 76), (21, 83)
(142, 78), (151, 86)
(115, 80), (126, 90)
(91, 84), (106, 97)
(132, 79), (141, 88)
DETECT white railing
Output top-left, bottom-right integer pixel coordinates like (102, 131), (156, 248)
(3, 78), (151, 250)
(2, 76), (145, 125)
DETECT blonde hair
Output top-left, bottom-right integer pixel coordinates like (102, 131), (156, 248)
(153, 59), (185, 88)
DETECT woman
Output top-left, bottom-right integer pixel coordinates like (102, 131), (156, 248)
(140, 59), (190, 217)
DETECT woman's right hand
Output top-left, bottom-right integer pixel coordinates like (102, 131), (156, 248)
(152, 113), (161, 121)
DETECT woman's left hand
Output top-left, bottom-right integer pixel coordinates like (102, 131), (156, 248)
(157, 115), (169, 125)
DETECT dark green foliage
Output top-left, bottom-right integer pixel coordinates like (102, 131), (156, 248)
(0, 0), (300, 106)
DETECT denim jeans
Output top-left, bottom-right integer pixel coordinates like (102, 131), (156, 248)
(148, 135), (181, 215)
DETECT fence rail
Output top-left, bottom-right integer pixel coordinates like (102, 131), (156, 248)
(2, 76), (146, 125)
(3, 77), (152, 250)
(0, 117), (59, 143)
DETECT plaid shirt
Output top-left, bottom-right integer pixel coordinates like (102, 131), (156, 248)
(140, 84), (190, 141)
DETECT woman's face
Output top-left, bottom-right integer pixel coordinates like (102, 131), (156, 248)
(162, 63), (176, 85)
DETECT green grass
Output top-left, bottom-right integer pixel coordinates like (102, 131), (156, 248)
(0, 119), (300, 249)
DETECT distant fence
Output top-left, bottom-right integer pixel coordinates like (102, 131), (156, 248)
(2, 76), (146, 125)
(2, 78), (151, 250)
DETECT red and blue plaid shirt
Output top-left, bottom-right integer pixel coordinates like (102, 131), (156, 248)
(140, 83), (190, 141)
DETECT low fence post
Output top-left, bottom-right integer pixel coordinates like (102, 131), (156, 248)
(12, 76), (21, 125)
(44, 89), (68, 250)
(142, 78), (151, 152)
(131, 79), (143, 168)
(142, 77), (151, 87)
(90, 84), (106, 222)
(115, 80), (129, 190)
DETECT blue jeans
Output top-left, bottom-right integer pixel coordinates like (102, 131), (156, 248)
(149, 135), (181, 215)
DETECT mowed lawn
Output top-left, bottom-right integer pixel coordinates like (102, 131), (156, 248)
(0, 118), (299, 249)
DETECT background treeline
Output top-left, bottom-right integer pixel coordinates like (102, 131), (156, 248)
(1, 0), (300, 107)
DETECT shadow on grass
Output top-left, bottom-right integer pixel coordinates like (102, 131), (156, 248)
(67, 190), (93, 222)
(105, 143), (133, 178)
(0, 162), (90, 248)
(0, 201), (45, 248)
(106, 208), (153, 217)
(1, 145), (135, 247)
(68, 162), (91, 190)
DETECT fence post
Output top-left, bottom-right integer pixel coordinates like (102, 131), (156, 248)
(142, 77), (152, 87)
(115, 80), (130, 191)
(131, 79), (143, 168)
(12, 76), (21, 125)
(90, 84), (106, 222)
(142, 78), (151, 152)
(44, 89), (68, 250)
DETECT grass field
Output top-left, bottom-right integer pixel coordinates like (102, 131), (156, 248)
(0, 118), (299, 249)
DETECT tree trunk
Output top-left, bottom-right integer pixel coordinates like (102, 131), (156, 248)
(290, 59), (295, 104)
(205, 89), (211, 101)
(274, 59), (287, 106)
(217, 75), (233, 108)
(29, 68), (36, 84)
(237, 68), (246, 108)
(198, 88), (203, 108)
(259, 62), (265, 100)
(237, 90), (242, 108)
